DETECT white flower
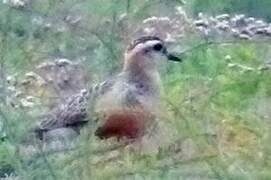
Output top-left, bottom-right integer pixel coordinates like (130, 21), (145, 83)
(20, 98), (35, 107)
(56, 58), (73, 66)
(225, 55), (232, 61)
(227, 63), (237, 68)
(25, 72), (39, 79)
(5, 0), (27, 8)
(143, 16), (170, 24)
(143, 27), (155, 34)
(238, 33), (251, 40)
(165, 33), (176, 43)
(143, 16), (158, 24)
(216, 14), (230, 21)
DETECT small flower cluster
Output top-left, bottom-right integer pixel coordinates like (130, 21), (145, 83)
(224, 55), (271, 73)
(5, 58), (88, 109)
(2, 0), (28, 8)
(140, 6), (191, 43)
(139, 8), (271, 43)
(194, 13), (271, 40)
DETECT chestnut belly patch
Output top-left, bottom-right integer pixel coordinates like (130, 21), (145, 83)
(95, 110), (154, 139)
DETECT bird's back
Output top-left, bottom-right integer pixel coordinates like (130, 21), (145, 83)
(34, 78), (115, 139)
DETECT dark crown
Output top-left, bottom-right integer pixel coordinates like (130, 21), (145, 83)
(127, 36), (163, 51)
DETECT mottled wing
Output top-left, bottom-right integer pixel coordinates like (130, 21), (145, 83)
(35, 78), (115, 139)
(36, 90), (89, 131)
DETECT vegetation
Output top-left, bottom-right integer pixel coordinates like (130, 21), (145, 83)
(0, 0), (271, 179)
(190, 0), (271, 21)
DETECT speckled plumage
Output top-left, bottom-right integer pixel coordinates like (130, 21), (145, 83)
(34, 36), (180, 140)
(35, 79), (114, 139)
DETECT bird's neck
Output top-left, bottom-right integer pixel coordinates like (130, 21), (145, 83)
(122, 58), (162, 94)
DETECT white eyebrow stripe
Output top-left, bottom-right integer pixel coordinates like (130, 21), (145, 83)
(133, 40), (162, 53)
(144, 40), (162, 48)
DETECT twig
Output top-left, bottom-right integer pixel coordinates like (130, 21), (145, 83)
(35, 142), (58, 180)
(126, 0), (131, 14)
(90, 142), (129, 155)
(89, 30), (119, 62)
(175, 39), (271, 60)
(114, 154), (218, 178)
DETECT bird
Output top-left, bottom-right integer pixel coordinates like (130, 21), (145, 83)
(34, 36), (181, 141)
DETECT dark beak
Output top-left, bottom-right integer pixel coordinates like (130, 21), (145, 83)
(163, 49), (182, 62)
(166, 53), (182, 62)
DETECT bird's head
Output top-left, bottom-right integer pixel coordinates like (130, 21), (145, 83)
(123, 36), (181, 72)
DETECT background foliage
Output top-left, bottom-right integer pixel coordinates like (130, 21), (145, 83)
(0, 0), (271, 180)
(190, 0), (271, 21)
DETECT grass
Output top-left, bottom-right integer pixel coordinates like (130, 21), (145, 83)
(0, 0), (271, 179)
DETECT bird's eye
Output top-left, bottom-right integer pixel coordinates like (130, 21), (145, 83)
(153, 43), (163, 51)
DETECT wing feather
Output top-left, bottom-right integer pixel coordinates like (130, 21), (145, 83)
(35, 78), (115, 139)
